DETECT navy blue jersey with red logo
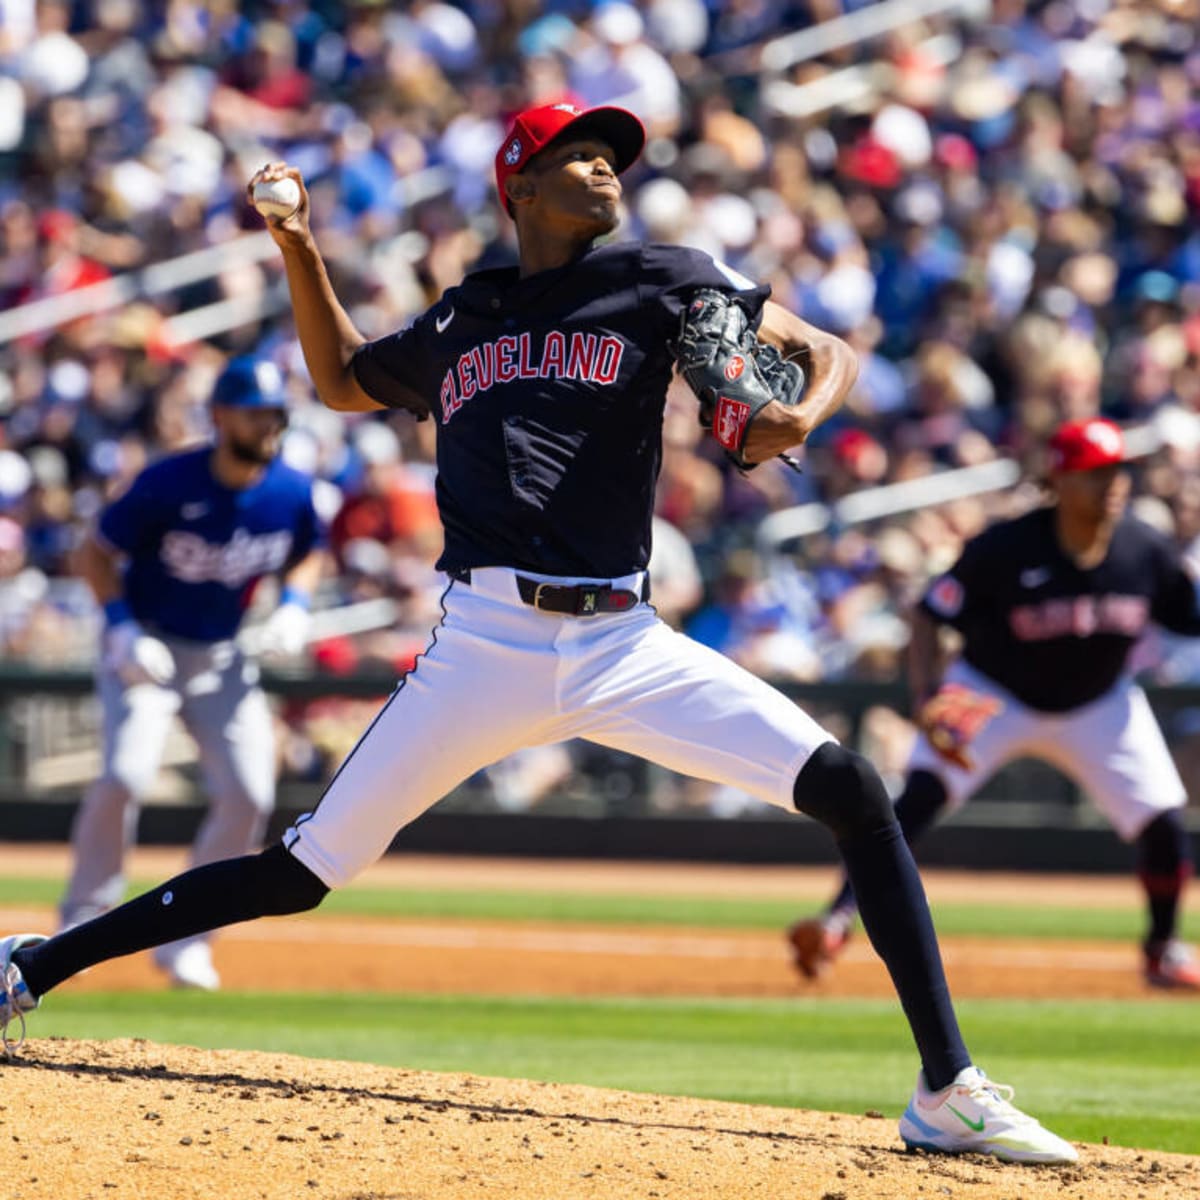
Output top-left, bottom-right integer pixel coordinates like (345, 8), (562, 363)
(351, 242), (768, 577)
(920, 506), (1200, 711)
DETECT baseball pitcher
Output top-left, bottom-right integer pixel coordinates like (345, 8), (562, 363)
(2, 104), (1076, 1165)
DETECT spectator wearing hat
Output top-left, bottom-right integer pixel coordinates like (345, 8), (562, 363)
(823, 427), (888, 501)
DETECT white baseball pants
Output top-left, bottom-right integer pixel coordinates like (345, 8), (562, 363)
(286, 567), (835, 888)
(909, 660), (1186, 841)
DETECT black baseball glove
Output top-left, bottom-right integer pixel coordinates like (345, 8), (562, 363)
(674, 289), (807, 471)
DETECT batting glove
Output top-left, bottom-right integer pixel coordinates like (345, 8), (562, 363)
(254, 602), (311, 658)
(104, 620), (176, 687)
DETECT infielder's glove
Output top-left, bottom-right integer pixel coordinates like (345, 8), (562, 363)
(103, 620), (176, 687)
(918, 683), (1002, 771)
(675, 289), (807, 471)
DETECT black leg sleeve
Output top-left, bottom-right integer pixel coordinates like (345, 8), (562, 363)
(795, 745), (970, 1091)
(825, 768), (950, 917)
(15, 844), (329, 998)
(1136, 809), (1193, 947)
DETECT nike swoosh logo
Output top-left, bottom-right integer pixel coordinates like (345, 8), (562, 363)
(946, 1104), (985, 1132)
(181, 502), (209, 520)
(435, 308), (454, 334)
(1019, 567), (1051, 588)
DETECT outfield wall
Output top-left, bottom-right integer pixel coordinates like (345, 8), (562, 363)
(2, 666), (1197, 873)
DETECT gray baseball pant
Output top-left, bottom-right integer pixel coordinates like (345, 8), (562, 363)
(61, 637), (276, 962)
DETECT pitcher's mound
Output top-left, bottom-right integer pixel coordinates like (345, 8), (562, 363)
(2, 1038), (1194, 1199)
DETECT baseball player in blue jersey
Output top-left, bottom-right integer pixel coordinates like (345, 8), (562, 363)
(2, 104), (1076, 1164)
(58, 356), (324, 989)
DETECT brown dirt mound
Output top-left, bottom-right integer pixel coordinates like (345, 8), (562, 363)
(2, 1038), (1196, 1200)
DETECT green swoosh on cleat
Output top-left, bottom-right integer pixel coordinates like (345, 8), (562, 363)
(946, 1104), (985, 1132)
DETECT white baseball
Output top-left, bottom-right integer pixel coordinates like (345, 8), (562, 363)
(252, 176), (302, 220)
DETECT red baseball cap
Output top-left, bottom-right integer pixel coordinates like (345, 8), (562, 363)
(494, 101), (645, 215)
(838, 136), (902, 190)
(1048, 417), (1126, 473)
(832, 428), (881, 467)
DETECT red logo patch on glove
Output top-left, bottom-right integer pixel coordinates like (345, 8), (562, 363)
(724, 355), (746, 381)
(715, 395), (751, 450)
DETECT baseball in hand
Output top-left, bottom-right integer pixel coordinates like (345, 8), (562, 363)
(252, 176), (302, 220)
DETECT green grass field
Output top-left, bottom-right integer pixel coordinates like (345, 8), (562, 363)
(8, 873), (1199, 1155)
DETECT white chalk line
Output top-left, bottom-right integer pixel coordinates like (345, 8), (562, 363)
(223, 917), (1133, 971)
(0, 907), (1135, 971)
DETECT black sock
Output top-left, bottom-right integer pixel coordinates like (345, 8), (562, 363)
(827, 769), (949, 917)
(1136, 810), (1192, 948)
(14, 845), (328, 998)
(838, 821), (970, 1091)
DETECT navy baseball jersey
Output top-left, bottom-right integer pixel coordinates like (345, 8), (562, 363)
(921, 507), (1200, 712)
(351, 242), (769, 578)
(98, 447), (320, 641)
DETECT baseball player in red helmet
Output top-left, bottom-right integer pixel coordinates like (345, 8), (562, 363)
(790, 417), (1200, 992)
(3, 104), (1075, 1164)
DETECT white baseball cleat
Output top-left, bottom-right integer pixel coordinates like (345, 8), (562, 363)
(899, 1065), (1078, 1164)
(1, 933), (47, 1058)
(155, 941), (221, 991)
(58, 904), (109, 934)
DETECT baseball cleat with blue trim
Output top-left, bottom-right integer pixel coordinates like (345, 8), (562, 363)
(1, 933), (47, 1058)
(899, 1066), (1078, 1164)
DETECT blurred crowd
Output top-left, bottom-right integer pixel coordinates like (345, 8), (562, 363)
(3, 0), (1200, 809)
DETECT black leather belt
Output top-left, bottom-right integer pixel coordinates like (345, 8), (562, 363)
(450, 568), (649, 615)
(515, 574), (648, 615)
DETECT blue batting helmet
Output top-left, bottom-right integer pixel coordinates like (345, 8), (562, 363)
(211, 357), (288, 409)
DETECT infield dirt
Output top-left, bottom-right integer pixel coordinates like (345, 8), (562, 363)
(4, 1037), (1198, 1200)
